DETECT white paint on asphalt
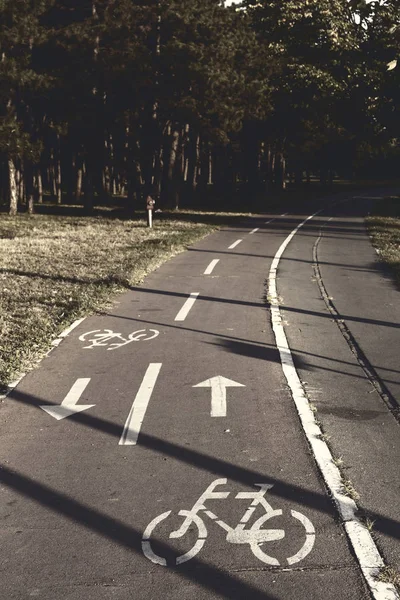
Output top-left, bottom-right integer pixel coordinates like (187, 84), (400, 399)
(52, 317), (86, 347)
(265, 213), (288, 225)
(249, 228), (259, 235)
(204, 259), (220, 275)
(79, 328), (159, 350)
(175, 293), (199, 321)
(142, 478), (315, 566)
(59, 317), (86, 338)
(119, 363), (162, 446)
(193, 376), (245, 417)
(268, 212), (399, 600)
(228, 239), (242, 249)
(1, 317), (89, 401)
(40, 378), (94, 420)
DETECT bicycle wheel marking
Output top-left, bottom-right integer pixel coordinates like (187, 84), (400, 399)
(79, 328), (159, 350)
(142, 479), (315, 567)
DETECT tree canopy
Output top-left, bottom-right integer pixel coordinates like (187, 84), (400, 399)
(0, 0), (398, 215)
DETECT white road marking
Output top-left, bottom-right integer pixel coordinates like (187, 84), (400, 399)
(79, 328), (159, 350)
(204, 259), (220, 275)
(193, 376), (245, 417)
(52, 317), (86, 347)
(59, 317), (86, 338)
(142, 479), (315, 566)
(228, 239), (242, 249)
(119, 363), (162, 446)
(175, 293), (199, 321)
(265, 213), (288, 225)
(40, 378), (94, 421)
(249, 228), (259, 235)
(268, 212), (399, 600)
(1, 316), (88, 401)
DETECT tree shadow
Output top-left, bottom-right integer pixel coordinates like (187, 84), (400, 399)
(0, 463), (278, 600)
(205, 338), (310, 372)
(5, 387), (400, 544)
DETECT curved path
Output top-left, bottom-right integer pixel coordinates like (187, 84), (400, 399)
(0, 190), (398, 600)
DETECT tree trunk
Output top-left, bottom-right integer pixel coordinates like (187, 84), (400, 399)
(26, 163), (35, 215)
(8, 158), (18, 216)
(36, 169), (43, 203)
(274, 150), (286, 190)
(193, 135), (201, 191)
(75, 159), (83, 203)
(56, 148), (62, 204)
(16, 163), (25, 206)
(208, 150), (213, 185)
(163, 125), (180, 209)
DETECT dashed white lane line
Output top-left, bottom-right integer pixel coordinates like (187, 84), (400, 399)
(268, 213), (399, 600)
(175, 292), (199, 321)
(265, 213), (288, 225)
(119, 363), (162, 446)
(249, 228), (259, 235)
(51, 317), (86, 347)
(204, 259), (220, 275)
(228, 239), (242, 249)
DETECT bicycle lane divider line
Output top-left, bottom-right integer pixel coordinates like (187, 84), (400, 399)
(250, 213), (288, 233)
(0, 316), (88, 401)
(174, 292), (199, 321)
(119, 363), (162, 446)
(204, 259), (220, 275)
(264, 213), (289, 225)
(228, 239), (242, 249)
(268, 211), (399, 600)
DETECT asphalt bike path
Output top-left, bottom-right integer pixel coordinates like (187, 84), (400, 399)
(0, 193), (397, 599)
(278, 196), (400, 584)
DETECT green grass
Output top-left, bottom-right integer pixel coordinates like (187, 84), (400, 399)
(0, 211), (250, 389)
(366, 196), (400, 289)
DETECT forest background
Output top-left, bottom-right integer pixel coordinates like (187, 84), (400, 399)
(0, 0), (399, 215)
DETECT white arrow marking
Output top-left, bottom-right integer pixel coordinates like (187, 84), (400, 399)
(119, 363), (162, 446)
(40, 378), (93, 421)
(193, 376), (245, 417)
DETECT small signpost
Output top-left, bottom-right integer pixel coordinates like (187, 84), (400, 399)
(146, 196), (155, 228)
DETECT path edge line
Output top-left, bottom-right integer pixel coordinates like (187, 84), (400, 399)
(0, 317), (86, 402)
(268, 212), (399, 600)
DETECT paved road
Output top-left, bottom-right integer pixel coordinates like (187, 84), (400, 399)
(0, 191), (399, 599)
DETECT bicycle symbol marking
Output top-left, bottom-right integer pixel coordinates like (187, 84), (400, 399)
(79, 329), (159, 350)
(142, 478), (315, 566)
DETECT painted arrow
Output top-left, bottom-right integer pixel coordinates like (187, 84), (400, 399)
(40, 378), (94, 420)
(193, 376), (245, 417)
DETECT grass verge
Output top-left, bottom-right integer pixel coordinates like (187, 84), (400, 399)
(366, 196), (400, 289)
(377, 566), (400, 588)
(0, 211), (247, 389)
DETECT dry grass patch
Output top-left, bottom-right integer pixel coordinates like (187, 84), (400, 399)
(377, 565), (400, 588)
(0, 212), (232, 388)
(366, 196), (400, 288)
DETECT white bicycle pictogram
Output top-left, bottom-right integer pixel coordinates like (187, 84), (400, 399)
(79, 328), (159, 350)
(142, 478), (315, 566)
